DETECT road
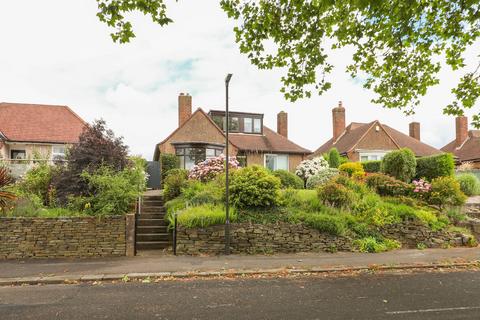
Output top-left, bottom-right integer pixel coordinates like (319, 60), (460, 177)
(1, 270), (480, 319)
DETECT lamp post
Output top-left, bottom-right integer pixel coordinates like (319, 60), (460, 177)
(225, 73), (233, 255)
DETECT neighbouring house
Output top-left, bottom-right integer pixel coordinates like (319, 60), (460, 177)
(0, 102), (86, 177)
(441, 116), (480, 168)
(153, 93), (311, 173)
(311, 102), (443, 161)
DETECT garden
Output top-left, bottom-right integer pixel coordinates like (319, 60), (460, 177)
(0, 120), (147, 218)
(163, 147), (479, 253)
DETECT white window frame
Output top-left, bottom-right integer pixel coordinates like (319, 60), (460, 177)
(358, 150), (389, 162)
(52, 145), (66, 160)
(264, 154), (289, 171)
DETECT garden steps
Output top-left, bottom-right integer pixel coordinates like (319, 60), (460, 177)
(135, 194), (171, 252)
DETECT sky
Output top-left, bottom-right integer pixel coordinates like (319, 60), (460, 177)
(1, 0), (479, 160)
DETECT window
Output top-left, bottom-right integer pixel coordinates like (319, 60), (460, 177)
(52, 145), (66, 160)
(175, 145), (224, 170)
(229, 117), (239, 132)
(359, 152), (387, 162)
(244, 118), (253, 133)
(265, 154), (289, 171)
(253, 118), (261, 133)
(11, 149), (26, 160)
(237, 152), (247, 167)
(212, 115), (224, 130)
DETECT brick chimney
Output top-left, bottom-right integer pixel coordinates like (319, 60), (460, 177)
(409, 122), (420, 141)
(277, 111), (288, 138)
(178, 93), (192, 127)
(332, 101), (346, 142)
(456, 116), (468, 147)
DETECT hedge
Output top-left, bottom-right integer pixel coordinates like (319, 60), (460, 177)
(361, 160), (382, 173)
(415, 153), (455, 180)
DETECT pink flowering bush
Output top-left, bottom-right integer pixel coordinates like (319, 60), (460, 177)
(412, 179), (431, 200)
(189, 155), (239, 182)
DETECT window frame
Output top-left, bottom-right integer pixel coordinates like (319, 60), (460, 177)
(264, 153), (289, 171)
(174, 143), (225, 170)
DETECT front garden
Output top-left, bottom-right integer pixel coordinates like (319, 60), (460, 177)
(163, 148), (479, 254)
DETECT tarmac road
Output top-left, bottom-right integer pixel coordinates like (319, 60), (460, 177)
(1, 270), (480, 320)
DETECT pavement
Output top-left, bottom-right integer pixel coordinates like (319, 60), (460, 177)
(0, 247), (479, 286)
(2, 271), (480, 319)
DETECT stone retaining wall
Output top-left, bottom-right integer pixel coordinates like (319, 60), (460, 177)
(176, 219), (468, 255)
(0, 216), (126, 259)
(465, 203), (480, 219)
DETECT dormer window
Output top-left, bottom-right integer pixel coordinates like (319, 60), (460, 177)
(209, 110), (263, 134)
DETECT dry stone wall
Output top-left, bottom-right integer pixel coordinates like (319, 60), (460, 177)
(0, 216), (126, 259)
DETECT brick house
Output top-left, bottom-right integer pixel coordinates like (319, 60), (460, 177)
(153, 93), (311, 172)
(0, 102), (86, 177)
(441, 116), (480, 168)
(311, 102), (443, 161)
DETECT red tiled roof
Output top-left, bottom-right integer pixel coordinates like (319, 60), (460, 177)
(313, 121), (442, 157)
(441, 130), (480, 162)
(229, 126), (311, 154)
(0, 102), (86, 144)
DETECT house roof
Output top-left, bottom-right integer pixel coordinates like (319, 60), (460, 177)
(441, 130), (480, 162)
(0, 102), (86, 144)
(154, 107), (311, 159)
(312, 120), (442, 157)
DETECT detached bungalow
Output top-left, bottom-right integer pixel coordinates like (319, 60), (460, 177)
(442, 116), (480, 168)
(311, 102), (443, 161)
(154, 93), (311, 172)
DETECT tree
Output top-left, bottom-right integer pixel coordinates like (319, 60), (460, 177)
(95, 0), (480, 127)
(328, 148), (341, 169)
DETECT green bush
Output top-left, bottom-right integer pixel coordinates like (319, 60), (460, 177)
(332, 175), (369, 196)
(427, 176), (467, 209)
(306, 168), (339, 189)
(381, 148), (416, 182)
(365, 173), (413, 197)
(415, 153), (455, 180)
(176, 204), (236, 228)
(456, 173), (480, 196)
(273, 170), (304, 189)
(361, 160), (382, 173)
(338, 162), (364, 177)
(318, 182), (354, 208)
(328, 148), (341, 168)
(229, 165), (281, 208)
(17, 162), (55, 206)
(163, 169), (189, 201)
(160, 153), (179, 182)
(181, 180), (223, 206)
(354, 237), (401, 253)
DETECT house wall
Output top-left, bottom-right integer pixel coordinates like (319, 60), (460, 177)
(355, 125), (399, 151)
(6, 143), (54, 159)
(159, 111), (237, 155)
(245, 152), (305, 172)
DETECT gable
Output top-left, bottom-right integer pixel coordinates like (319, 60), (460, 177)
(355, 123), (398, 151)
(158, 110), (230, 155)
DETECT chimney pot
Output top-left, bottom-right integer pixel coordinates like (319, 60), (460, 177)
(409, 122), (421, 141)
(332, 102), (346, 142)
(277, 111), (288, 138)
(178, 93), (192, 127)
(456, 116), (468, 147)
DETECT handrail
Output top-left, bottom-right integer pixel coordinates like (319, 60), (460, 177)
(173, 212), (178, 255)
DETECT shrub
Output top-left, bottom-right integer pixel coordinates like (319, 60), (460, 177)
(338, 162), (364, 177)
(303, 213), (347, 236)
(328, 148), (341, 168)
(163, 169), (189, 201)
(189, 155), (239, 182)
(295, 157), (329, 185)
(381, 148), (416, 182)
(318, 182), (354, 208)
(332, 175), (369, 196)
(181, 180), (223, 206)
(427, 176), (467, 209)
(0, 167), (16, 209)
(305, 168), (339, 189)
(273, 170), (304, 189)
(229, 166), (281, 208)
(354, 237), (401, 253)
(176, 204), (236, 228)
(17, 162), (55, 206)
(456, 173), (480, 196)
(415, 153), (455, 180)
(160, 153), (179, 182)
(361, 160), (382, 173)
(365, 173), (413, 197)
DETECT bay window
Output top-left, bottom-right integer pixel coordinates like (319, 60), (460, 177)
(175, 144), (224, 170)
(265, 154), (289, 171)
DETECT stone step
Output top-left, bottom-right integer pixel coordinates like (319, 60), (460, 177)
(137, 226), (169, 233)
(137, 213), (166, 219)
(141, 207), (166, 213)
(142, 200), (164, 206)
(136, 241), (171, 250)
(136, 233), (171, 242)
(143, 196), (163, 201)
(136, 218), (167, 227)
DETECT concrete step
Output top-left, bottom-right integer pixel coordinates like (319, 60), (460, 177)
(141, 207), (166, 213)
(137, 226), (169, 233)
(136, 241), (171, 250)
(136, 233), (171, 242)
(136, 218), (167, 227)
(137, 213), (166, 219)
(142, 199), (164, 205)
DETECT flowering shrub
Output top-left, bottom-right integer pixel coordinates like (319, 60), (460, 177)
(189, 155), (239, 182)
(338, 162), (365, 177)
(412, 179), (431, 193)
(306, 168), (339, 189)
(295, 157), (329, 184)
(365, 173), (413, 197)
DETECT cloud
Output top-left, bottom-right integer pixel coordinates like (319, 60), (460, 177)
(0, 0), (478, 159)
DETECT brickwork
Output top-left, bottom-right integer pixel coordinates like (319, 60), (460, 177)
(409, 122), (421, 141)
(277, 111), (288, 138)
(0, 216), (126, 259)
(178, 93), (192, 127)
(332, 103), (345, 142)
(456, 116), (468, 147)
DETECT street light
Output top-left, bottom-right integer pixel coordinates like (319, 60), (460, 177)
(225, 73), (233, 255)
